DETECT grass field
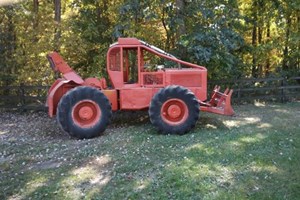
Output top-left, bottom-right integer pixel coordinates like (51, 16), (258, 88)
(0, 102), (299, 200)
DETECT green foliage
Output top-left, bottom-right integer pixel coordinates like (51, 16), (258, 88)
(114, 0), (167, 47)
(65, 0), (113, 78)
(0, 0), (299, 85)
(174, 1), (245, 79)
(0, 2), (56, 85)
(0, 6), (18, 85)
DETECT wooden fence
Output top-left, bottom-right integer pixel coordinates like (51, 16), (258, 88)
(0, 76), (299, 111)
(0, 85), (49, 111)
(208, 76), (300, 104)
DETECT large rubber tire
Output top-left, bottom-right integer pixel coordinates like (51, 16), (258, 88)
(149, 85), (200, 135)
(57, 86), (112, 139)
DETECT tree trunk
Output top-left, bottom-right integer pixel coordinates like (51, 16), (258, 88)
(252, 25), (257, 77)
(265, 23), (271, 76)
(33, 0), (39, 29)
(96, 0), (110, 76)
(2, 6), (16, 88)
(176, 0), (186, 36)
(32, 0), (39, 71)
(258, 26), (263, 77)
(282, 14), (291, 71)
(161, 8), (170, 51)
(161, 4), (174, 52)
(54, 0), (61, 51)
(251, 0), (258, 78)
(176, 0), (187, 59)
(297, 13), (300, 71)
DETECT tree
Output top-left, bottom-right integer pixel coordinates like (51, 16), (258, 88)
(54, 0), (61, 51)
(65, 0), (115, 78)
(0, 0), (299, 86)
(178, 0), (245, 79)
(0, 5), (17, 86)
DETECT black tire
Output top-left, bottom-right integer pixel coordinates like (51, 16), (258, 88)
(149, 85), (200, 134)
(57, 86), (112, 139)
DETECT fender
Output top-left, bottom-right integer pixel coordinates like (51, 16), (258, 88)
(47, 79), (78, 117)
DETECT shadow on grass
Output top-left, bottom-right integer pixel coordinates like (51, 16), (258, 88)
(1, 102), (299, 199)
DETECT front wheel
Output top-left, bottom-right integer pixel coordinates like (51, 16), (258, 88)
(57, 86), (112, 139)
(149, 85), (200, 134)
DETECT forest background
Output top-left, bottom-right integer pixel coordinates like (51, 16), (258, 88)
(0, 0), (299, 86)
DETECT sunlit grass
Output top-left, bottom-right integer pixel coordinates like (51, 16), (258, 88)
(0, 102), (299, 199)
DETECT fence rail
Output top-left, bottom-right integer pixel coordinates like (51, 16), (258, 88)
(1, 76), (300, 111)
(208, 76), (300, 104)
(0, 85), (49, 111)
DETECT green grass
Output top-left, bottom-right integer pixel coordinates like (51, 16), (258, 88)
(0, 102), (300, 199)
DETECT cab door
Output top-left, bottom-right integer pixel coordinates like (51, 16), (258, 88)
(107, 46), (142, 88)
(120, 46), (153, 109)
(122, 47), (139, 85)
(107, 46), (123, 88)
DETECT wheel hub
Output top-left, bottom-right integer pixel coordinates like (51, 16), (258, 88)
(167, 105), (182, 119)
(72, 100), (101, 128)
(78, 106), (93, 121)
(161, 98), (189, 125)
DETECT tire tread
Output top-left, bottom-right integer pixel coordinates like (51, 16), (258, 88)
(56, 86), (112, 139)
(149, 85), (199, 135)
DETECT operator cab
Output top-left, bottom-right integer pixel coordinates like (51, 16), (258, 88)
(107, 44), (140, 89)
(107, 38), (182, 89)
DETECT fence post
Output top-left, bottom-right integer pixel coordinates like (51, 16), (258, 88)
(19, 83), (26, 111)
(280, 77), (285, 103)
(237, 84), (241, 105)
(236, 79), (241, 105)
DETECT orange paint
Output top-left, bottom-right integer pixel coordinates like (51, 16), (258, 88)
(161, 98), (189, 125)
(47, 38), (234, 120)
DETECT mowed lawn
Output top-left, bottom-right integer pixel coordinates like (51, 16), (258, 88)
(0, 102), (299, 200)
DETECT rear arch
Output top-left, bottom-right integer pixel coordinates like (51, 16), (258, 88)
(47, 79), (79, 117)
(47, 80), (119, 117)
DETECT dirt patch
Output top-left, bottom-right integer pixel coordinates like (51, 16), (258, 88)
(29, 160), (62, 170)
(0, 111), (64, 140)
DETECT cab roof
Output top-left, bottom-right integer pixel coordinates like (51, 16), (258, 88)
(110, 38), (176, 59)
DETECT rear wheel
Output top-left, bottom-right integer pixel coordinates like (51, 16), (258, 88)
(57, 86), (112, 139)
(149, 85), (200, 134)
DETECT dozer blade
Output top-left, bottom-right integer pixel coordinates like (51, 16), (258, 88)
(199, 85), (235, 116)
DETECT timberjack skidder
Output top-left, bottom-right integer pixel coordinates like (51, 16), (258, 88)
(46, 38), (234, 139)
